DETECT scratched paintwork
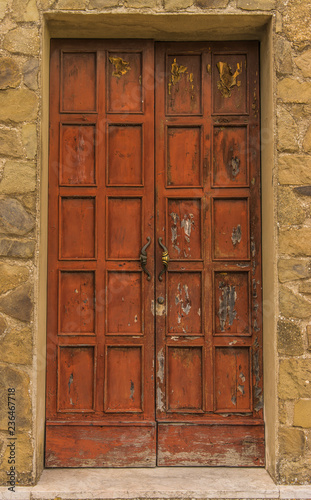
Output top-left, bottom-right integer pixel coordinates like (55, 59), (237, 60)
(48, 40), (262, 468)
(155, 41), (262, 466)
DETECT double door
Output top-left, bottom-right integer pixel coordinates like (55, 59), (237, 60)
(46, 39), (264, 467)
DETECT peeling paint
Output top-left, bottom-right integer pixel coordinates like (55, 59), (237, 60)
(157, 386), (165, 412)
(170, 212), (180, 254)
(253, 350), (263, 412)
(171, 58), (187, 86)
(218, 283), (237, 332)
(130, 380), (135, 401)
(231, 224), (242, 246)
(231, 156), (240, 177)
(109, 56), (131, 78)
(157, 348), (164, 384)
(237, 384), (245, 395)
(68, 373), (73, 393)
(216, 61), (242, 98)
(231, 394), (237, 405)
(175, 283), (192, 319)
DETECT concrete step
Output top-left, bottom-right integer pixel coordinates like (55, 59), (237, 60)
(1, 468), (311, 500)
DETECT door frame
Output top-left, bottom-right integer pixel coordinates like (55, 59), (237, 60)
(36, 12), (276, 481)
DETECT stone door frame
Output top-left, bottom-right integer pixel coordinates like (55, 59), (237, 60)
(36, 12), (276, 482)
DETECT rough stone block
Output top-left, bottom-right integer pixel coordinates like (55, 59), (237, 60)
(3, 27), (40, 56)
(279, 287), (311, 319)
(279, 358), (311, 399)
(283, 0), (311, 43)
(0, 198), (35, 235)
(278, 258), (310, 283)
(0, 237), (35, 259)
(0, 326), (32, 365)
(278, 187), (305, 225)
(0, 57), (21, 89)
(0, 162), (36, 194)
(237, 0), (275, 9)
(0, 364), (32, 430)
(279, 427), (305, 457)
(303, 124), (311, 153)
(20, 193), (36, 213)
(11, 0), (39, 22)
(0, 314), (7, 335)
(56, 0), (88, 8)
(0, 0), (8, 19)
(0, 262), (29, 295)
(279, 155), (311, 185)
(278, 78), (311, 104)
(299, 281), (311, 294)
(88, 0), (120, 7)
(195, 0), (229, 7)
(164, 0), (193, 8)
(307, 325), (311, 351)
(295, 49), (311, 78)
(21, 124), (37, 160)
(0, 128), (23, 158)
(0, 88), (38, 122)
(294, 400), (311, 428)
(0, 284), (32, 322)
(279, 228), (311, 256)
(277, 108), (298, 151)
(275, 38), (293, 75)
(23, 59), (39, 91)
(277, 319), (304, 356)
(278, 457), (311, 485)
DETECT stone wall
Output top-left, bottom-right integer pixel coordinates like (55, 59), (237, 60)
(0, 0), (310, 486)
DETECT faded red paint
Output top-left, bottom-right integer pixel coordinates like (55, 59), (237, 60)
(47, 40), (263, 468)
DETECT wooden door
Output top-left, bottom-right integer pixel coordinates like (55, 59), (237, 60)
(46, 39), (156, 466)
(46, 39), (264, 468)
(155, 42), (263, 465)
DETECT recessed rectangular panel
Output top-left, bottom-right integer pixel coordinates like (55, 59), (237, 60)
(215, 347), (251, 412)
(214, 271), (250, 335)
(167, 272), (202, 335)
(59, 271), (95, 335)
(107, 272), (142, 335)
(167, 127), (201, 187)
(107, 52), (142, 113)
(105, 346), (142, 412)
(166, 54), (202, 115)
(60, 124), (96, 185)
(167, 347), (203, 411)
(61, 52), (96, 112)
(213, 198), (249, 260)
(213, 126), (248, 187)
(157, 423), (264, 466)
(213, 54), (247, 115)
(107, 197), (142, 259)
(58, 346), (94, 411)
(60, 197), (95, 259)
(107, 125), (142, 185)
(168, 199), (201, 260)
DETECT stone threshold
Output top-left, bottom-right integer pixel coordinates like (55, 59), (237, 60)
(1, 468), (311, 500)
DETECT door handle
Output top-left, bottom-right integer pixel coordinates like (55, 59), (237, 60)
(158, 237), (170, 281)
(140, 237), (151, 280)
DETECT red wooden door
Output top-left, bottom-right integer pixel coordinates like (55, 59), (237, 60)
(155, 42), (263, 465)
(46, 40), (263, 467)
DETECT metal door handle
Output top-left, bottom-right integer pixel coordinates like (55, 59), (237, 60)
(158, 237), (170, 281)
(140, 237), (151, 280)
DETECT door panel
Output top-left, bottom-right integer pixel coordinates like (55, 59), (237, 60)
(155, 42), (263, 466)
(46, 39), (156, 467)
(47, 39), (263, 468)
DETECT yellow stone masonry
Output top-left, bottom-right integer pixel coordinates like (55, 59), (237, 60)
(0, 0), (310, 487)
